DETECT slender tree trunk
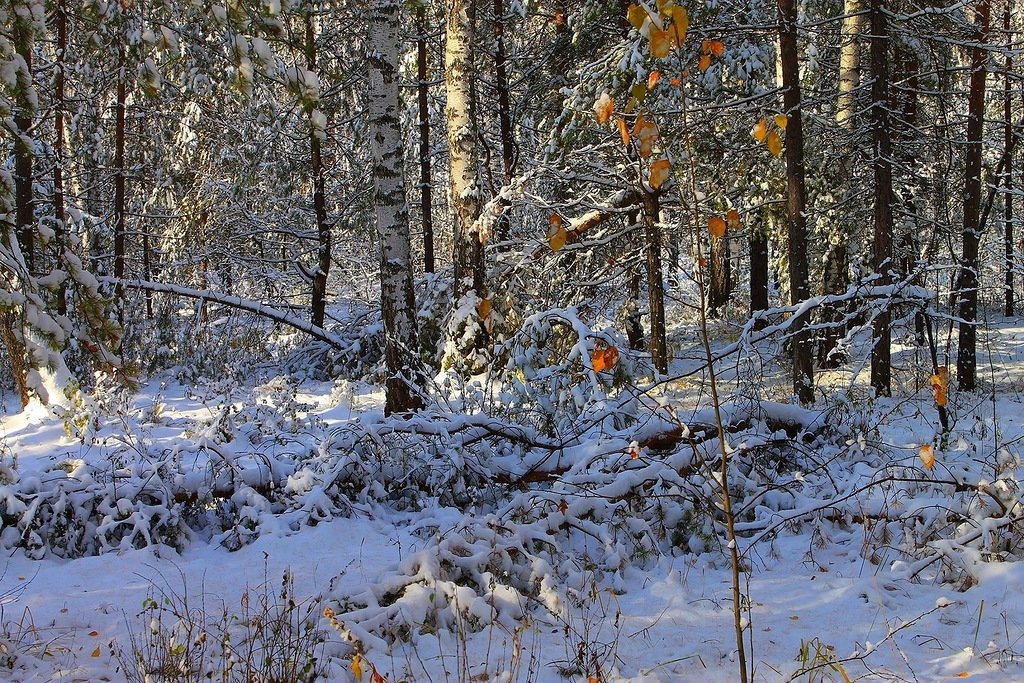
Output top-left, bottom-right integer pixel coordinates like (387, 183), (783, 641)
(1004, 0), (1014, 316)
(446, 0), (487, 354)
(819, 0), (863, 367)
(750, 210), (769, 330)
(644, 192), (668, 374)
(369, 0), (425, 414)
(416, 2), (435, 274)
(957, 0), (990, 392)
(53, 0), (68, 315)
(13, 9), (34, 274)
(778, 0), (814, 404)
(0, 309), (30, 408)
(113, 44), (127, 312)
(869, 0), (892, 396)
(709, 233), (730, 316)
(306, 13), (331, 328)
(492, 0), (516, 243)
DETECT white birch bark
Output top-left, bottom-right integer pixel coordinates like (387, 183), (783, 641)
(445, 0), (483, 300)
(367, 0), (423, 413)
(836, 0), (864, 129)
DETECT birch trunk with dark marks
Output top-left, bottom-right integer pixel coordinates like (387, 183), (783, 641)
(368, 0), (425, 414)
(416, 2), (435, 274)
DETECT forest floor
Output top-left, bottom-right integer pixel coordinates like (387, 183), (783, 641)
(3, 315), (1024, 682)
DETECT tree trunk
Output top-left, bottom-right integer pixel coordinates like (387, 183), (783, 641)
(446, 0), (484, 300)
(957, 0), (990, 392)
(369, 0), (425, 414)
(749, 210), (769, 330)
(1004, 0), (1014, 316)
(492, 0), (516, 243)
(113, 44), (127, 332)
(13, 8), (34, 274)
(53, 0), (68, 315)
(643, 191), (668, 374)
(778, 0), (814, 404)
(818, 0), (863, 367)
(416, 3), (435, 274)
(709, 233), (731, 316)
(306, 13), (331, 328)
(869, 0), (892, 396)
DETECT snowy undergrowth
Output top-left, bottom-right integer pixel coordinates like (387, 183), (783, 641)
(3, 323), (1024, 680)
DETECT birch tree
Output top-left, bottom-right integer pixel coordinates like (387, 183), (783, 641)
(368, 0), (425, 414)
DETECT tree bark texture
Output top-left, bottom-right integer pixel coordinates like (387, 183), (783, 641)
(869, 0), (892, 396)
(1004, 0), (1014, 316)
(446, 0), (485, 301)
(368, 0), (425, 414)
(643, 191), (668, 374)
(778, 0), (815, 404)
(306, 13), (331, 329)
(13, 6), (34, 274)
(417, 3), (435, 274)
(957, 0), (990, 392)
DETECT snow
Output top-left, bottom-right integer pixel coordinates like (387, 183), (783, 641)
(4, 322), (1024, 682)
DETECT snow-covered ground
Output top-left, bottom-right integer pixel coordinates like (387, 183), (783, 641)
(3, 322), (1024, 682)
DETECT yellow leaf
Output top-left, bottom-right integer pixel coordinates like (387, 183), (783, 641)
(774, 113), (788, 130)
(352, 654), (365, 681)
(920, 444), (936, 471)
(547, 219), (567, 251)
(649, 158), (671, 188)
(594, 92), (614, 124)
(726, 209), (741, 229)
(656, 0), (674, 15)
(930, 367), (949, 407)
(670, 6), (688, 44)
(751, 117), (768, 142)
(627, 3), (648, 30)
(647, 70), (661, 90)
(617, 117), (630, 146)
(630, 83), (647, 101)
(698, 53), (711, 71)
(90, 646), (101, 658)
(766, 129), (783, 157)
(650, 29), (671, 58)
(708, 216), (727, 239)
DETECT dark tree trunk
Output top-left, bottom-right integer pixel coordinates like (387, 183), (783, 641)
(1004, 0), (1014, 316)
(778, 0), (814, 404)
(749, 211), (769, 331)
(709, 233), (731, 316)
(492, 0), (516, 243)
(13, 15), (34, 274)
(113, 46), (127, 286)
(643, 191), (668, 374)
(53, 0), (68, 315)
(957, 0), (990, 392)
(417, 3), (435, 274)
(869, 0), (892, 396)
(307, 14), (331, 328)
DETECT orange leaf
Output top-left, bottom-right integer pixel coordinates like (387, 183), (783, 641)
(919, 445), (936, 471)
(708, 40), (725, 57)
(91, 646), (102, 658)
(558, 499), (569, 514)
(698, 53), (711, 71)
(766, 129), (783, 157)
(633, 116), (659, 158)
(670, 76), (682, 87)
(371, 666), (387, 683)
(594, 92), (614, 124)
(617, 117), (630, 146)
(708, 216), (727, 239)
(647, 70), (661, 90)
(751, 117), (768, 142)
(629, 444), (640, 460)
(650, 29), (671, 58)
(774, 113), (788, 130)
(726, 208), (741, 229)
(627, 3), (648, 30)
(477, 298), (492, 320)
(588, 677), (600, 683)
(592, 344), (620, 372)
(649, 158), (671, 188)
(957, 673), (970, 679)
